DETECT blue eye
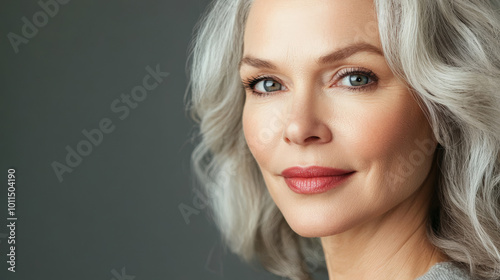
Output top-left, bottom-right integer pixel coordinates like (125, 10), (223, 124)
(242, 75), (286, 96)
(334, 68), (379, 92)
(339, 74), (372, 87)
(255, 79), (284, 93)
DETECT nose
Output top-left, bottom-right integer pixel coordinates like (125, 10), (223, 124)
(282, 89), (332, 145)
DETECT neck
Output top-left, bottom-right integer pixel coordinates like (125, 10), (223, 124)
(320, 164), (448, 280)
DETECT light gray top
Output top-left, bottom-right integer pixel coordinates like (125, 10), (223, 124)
(416, 262), (471, 280)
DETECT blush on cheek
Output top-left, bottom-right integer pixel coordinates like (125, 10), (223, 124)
(349, 91), (427, 164)
(351, 91), (435, 199)
(243, 102), (289, 163)
(243, 110), (276, 167)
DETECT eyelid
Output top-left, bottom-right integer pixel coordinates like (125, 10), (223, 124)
(332, 67), (378, 83)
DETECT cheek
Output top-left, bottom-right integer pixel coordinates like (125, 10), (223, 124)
(342, 90), (430, 167)
(242, 102), (284, 166)
(340, 88), (436, 202)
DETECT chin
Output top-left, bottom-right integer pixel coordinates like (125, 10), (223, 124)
(281, 207), (362, 238)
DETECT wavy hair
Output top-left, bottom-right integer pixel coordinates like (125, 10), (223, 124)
(185, 0), (500, 279)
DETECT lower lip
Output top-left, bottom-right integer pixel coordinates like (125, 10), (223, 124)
(284, 172), (355, 194)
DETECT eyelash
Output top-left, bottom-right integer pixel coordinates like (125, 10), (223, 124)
(241, 67), (379, 97)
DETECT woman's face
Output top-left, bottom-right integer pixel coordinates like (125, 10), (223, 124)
(240, 0), (438, 237)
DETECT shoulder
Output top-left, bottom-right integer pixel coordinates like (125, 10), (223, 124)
(416, 262), (472, 280)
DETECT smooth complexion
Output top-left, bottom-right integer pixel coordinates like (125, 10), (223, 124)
(240, 0), (448, 279)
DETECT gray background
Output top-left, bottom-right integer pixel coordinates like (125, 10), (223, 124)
(0, 0), (328, 279)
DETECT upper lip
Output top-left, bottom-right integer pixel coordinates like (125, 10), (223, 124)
(281, 166), (355, 178)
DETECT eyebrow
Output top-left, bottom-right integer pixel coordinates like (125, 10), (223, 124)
(239, 42), (384, 70)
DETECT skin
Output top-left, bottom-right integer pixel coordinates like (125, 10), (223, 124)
(239, 0), (448, 279)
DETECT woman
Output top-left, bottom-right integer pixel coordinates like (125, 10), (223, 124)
(186, 0), (500, 279)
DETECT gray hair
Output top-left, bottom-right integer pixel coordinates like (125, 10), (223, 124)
(186, 0), (500, 279)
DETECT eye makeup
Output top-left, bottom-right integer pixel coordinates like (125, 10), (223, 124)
(241, 66), (379, 97)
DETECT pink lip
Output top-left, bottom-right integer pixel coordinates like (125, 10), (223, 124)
(281, 166), (355, 194)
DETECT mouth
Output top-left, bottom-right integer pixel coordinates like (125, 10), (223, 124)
(281, 166), (355, 194)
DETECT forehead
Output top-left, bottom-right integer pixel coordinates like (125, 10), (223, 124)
(243, 0), (381, 58)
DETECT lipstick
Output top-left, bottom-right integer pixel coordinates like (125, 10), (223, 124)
(281, 166), (355, 194)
